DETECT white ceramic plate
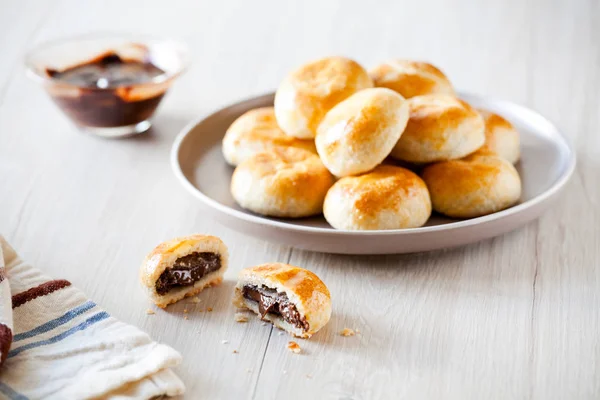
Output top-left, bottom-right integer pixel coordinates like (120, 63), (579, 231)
(171, 92), (576, 254)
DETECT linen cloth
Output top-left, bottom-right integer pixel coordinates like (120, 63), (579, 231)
(0, 236), (185, 399)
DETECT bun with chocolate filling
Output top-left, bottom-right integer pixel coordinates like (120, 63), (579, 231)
(316, 88), (409, 177)
(222, 107), (316, 167)
(478, 109), (520, 164)
(230, 147), (335, 218)
(390, 94), (485, 163)
(323, 165), (431, 230)
(274, 56), (373, 139)
(369, 60), (455, 99)
(233, 263), (331, 338)
(140, 235), (228, 308)
(422, 149), (522, 218)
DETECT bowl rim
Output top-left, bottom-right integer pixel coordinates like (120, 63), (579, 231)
(24, 32), (190, 88)
(170, 91), (577, 237)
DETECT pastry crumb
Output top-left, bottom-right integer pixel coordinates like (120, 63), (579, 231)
(146, 309), (155, 315)
(287, 341), (301, 354)
(355, 328), (361, 334)
(207, 307), (213, 312)
(189, 297), (201, 304)
(340, 328), (355, 337)
(184, 315), (189, 320)
(232, 350), (239, 354)
(235, 313), (249, 323)
(221, 340), (229, 344)
(183, 309), (189, 314)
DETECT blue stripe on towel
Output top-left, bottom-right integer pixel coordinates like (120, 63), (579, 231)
(8, 311), (110, 358)
(0, 382), (29, 400)
(13, 301), (97, 342)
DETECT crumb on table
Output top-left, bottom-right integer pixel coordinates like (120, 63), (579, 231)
(146, 309), (155, 315)
(235, 313), (249, 323)
(287, 341), (301, 354)
(340, 328), (355, 337)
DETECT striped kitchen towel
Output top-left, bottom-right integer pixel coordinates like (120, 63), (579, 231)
(0, 236), (185, 399)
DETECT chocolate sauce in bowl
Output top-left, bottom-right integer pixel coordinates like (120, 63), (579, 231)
(47, 53), (164, 88)
(46, 52), (167, 128)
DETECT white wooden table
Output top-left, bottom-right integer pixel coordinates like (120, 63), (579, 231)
(1, 0), (599, 398)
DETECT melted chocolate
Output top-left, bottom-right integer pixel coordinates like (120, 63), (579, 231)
(242, 285), (309, 331)
(47, 52), (166, 127)
(47, 53), (164, 88)
(155, 252), (221, 295)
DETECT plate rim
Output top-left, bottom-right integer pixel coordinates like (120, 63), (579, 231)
(171, 91), (577, 237)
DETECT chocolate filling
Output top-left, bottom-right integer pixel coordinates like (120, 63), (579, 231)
(242, 285), (309, 331)
(155, 252), (221, 295)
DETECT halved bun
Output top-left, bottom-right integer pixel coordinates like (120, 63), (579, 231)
(140, 235), (228, 308)
(233, 263), (331, 338)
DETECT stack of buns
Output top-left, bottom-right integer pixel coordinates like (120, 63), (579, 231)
(223, 57), (522, 230)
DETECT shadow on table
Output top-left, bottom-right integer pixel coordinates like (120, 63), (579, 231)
(104, 113), (191, 146)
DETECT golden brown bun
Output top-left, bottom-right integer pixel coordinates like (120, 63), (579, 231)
(390, 94), (485, 163)
(139, 235), (228, 308)
(274, 56), (373, 139)
(222, 107), (316, 166)
(478, 109), (520, 164)
(230, 147), (334, 218)
(233, 263), (331, 338)
(316, 88), (409, 177)
(323, 165), (431, 230)
(369, 60), (454, 99)
(422, 149), (522, 218)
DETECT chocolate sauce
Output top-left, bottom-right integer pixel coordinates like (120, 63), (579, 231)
(155, 252), (221, 295)
(47, 52), (166, 127)
(242, 285), (309, 331)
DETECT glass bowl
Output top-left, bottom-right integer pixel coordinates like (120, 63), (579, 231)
(25, 34), (189, 138)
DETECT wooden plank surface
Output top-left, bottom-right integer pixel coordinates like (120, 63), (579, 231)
(0, 0), (598, 398)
